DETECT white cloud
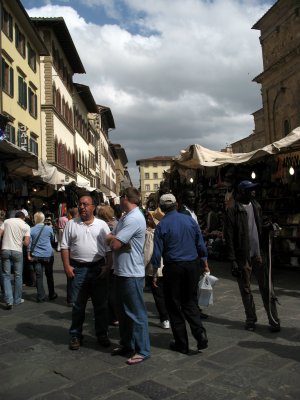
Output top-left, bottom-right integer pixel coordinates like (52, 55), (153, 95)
(25, 0), (275, 186)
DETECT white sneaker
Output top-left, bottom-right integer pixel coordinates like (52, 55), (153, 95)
(160, 320), (170, 329)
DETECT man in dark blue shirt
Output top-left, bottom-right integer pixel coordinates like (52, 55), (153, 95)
(151, 193), (209, 354)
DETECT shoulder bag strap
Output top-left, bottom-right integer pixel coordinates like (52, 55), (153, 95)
(30, 224), (46, 253)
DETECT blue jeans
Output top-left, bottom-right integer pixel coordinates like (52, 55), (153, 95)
(33, 256), (55, 301)
(70, 264), (109, 338)
(34, 261), (46, 301)
(1, 250), (24, 305)
(115, 276), (151, 358)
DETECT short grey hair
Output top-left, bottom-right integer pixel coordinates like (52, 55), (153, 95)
(34, 212), (45, 224)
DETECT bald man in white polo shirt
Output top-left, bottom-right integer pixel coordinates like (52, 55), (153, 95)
(61, 193), (112, 350)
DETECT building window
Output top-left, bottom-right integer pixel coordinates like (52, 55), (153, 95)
(154, 184), (159, 190)
(145, 172), (149, 179)
(29, 133), (38, 155)
(145, 184), (150, 191)
(5, 124), (16, 144)
(18, 75), (27, 109)
(28, 87), (37, 118)
(15, 25), (26, 57)
(283, 119), (290, 136)
(1, 58), (14, 96)
(153, 173), (158, 179)
(2, 8), (13, 40)
(27, 44), (36, 72)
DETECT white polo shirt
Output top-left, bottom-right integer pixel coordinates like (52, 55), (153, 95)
(1, 218), (30, 252)
(61, 217), (111, 262)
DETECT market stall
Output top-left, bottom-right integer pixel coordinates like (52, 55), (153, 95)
(169, 127), (300, 267)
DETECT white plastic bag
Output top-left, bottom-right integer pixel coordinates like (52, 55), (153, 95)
(197, 273), (218, 307)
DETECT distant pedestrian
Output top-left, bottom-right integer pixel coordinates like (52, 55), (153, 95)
(61, 193), (112, 350)
(65, 207), (79, 306)
(152, 194), (209, 354)
(107, 187), (150, 365)
(224, 180), (280, 332)
(0, 209), (6, 297)
(28, 212), (57, 302)
(97, 205), (119, 326)
(144, 207), (170, 329)
(0, 211), (30, 309)
(57, 212), (68, 252)
(178, 189), (209, 319)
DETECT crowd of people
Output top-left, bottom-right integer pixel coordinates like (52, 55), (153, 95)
(0, 180), (281, 365)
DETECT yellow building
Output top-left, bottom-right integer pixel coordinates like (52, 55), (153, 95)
(110, 143), (130, 195)
(1, 0), (48, 157)
(136, 156), (173, 205)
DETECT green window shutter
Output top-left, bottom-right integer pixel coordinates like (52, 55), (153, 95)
(18, 76), (22, 103)
(34, 94), (37, 117)
(9, 67), (13, 96)
(1, 59), (5, 90)
(24, 81), (27, 108)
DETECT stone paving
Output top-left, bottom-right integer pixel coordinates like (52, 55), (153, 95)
(0, 253), (299, 400)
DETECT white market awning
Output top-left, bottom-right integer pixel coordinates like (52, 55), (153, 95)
(174, 127), (300, 169)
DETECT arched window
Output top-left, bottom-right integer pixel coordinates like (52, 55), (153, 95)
(54, 137), (58, 162)
(52, 84), (56, 107)
(56, 90), (61, 113)
(283, 119), (290, 136)
(62, 97), (65, 118)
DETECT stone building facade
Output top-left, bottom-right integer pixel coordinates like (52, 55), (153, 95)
(232, 0), (300, 153)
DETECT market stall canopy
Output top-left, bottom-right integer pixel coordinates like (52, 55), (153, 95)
(0, 139), (38, 176)
(174, 127), (300, 169)
(32, 159), (68, 185)
(32, 160), (98, 191)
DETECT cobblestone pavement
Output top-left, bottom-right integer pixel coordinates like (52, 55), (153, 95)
(0, 253), (299, 400)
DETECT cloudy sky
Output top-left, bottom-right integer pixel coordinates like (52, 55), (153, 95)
(22, 0), (276, 186)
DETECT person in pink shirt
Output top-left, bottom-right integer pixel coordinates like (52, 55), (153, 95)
(57, 213), (68, 252)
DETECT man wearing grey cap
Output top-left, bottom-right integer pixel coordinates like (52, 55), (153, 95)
(224, 180), (280, 332)
(151, 193), (209, 354)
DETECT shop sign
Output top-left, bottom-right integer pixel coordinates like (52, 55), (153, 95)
(20, 132), (28, 151)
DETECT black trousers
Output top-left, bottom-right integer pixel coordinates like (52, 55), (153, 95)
(146, 276), (168, 323)
(43, 256), (55, 298)
(236, 256), (279, 326)
(163, 260), (206, 351)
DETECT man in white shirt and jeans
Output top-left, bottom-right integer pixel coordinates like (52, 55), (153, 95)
(61, 193), (112, 350)
(0, 211), (30, 309)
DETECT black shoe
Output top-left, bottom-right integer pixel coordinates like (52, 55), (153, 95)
(49, 293), (58, 301)
(169, 340), (189, 354)
(97, 335), (111, 347)
(37, 298), (46, 303)
(200, 312), (209, 319)
(6, 304), (13, 310)
(197, 330), (208, 350)
(111, 346), (133, 356)
(245, 322), (256, 331)
(69, 336), (81, 350)
(269, 324), (280, 333)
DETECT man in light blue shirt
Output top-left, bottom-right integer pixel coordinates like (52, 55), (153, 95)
(107, 187), (150, 365)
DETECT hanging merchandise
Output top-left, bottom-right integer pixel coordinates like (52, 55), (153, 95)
(0, 164), (8, 192)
